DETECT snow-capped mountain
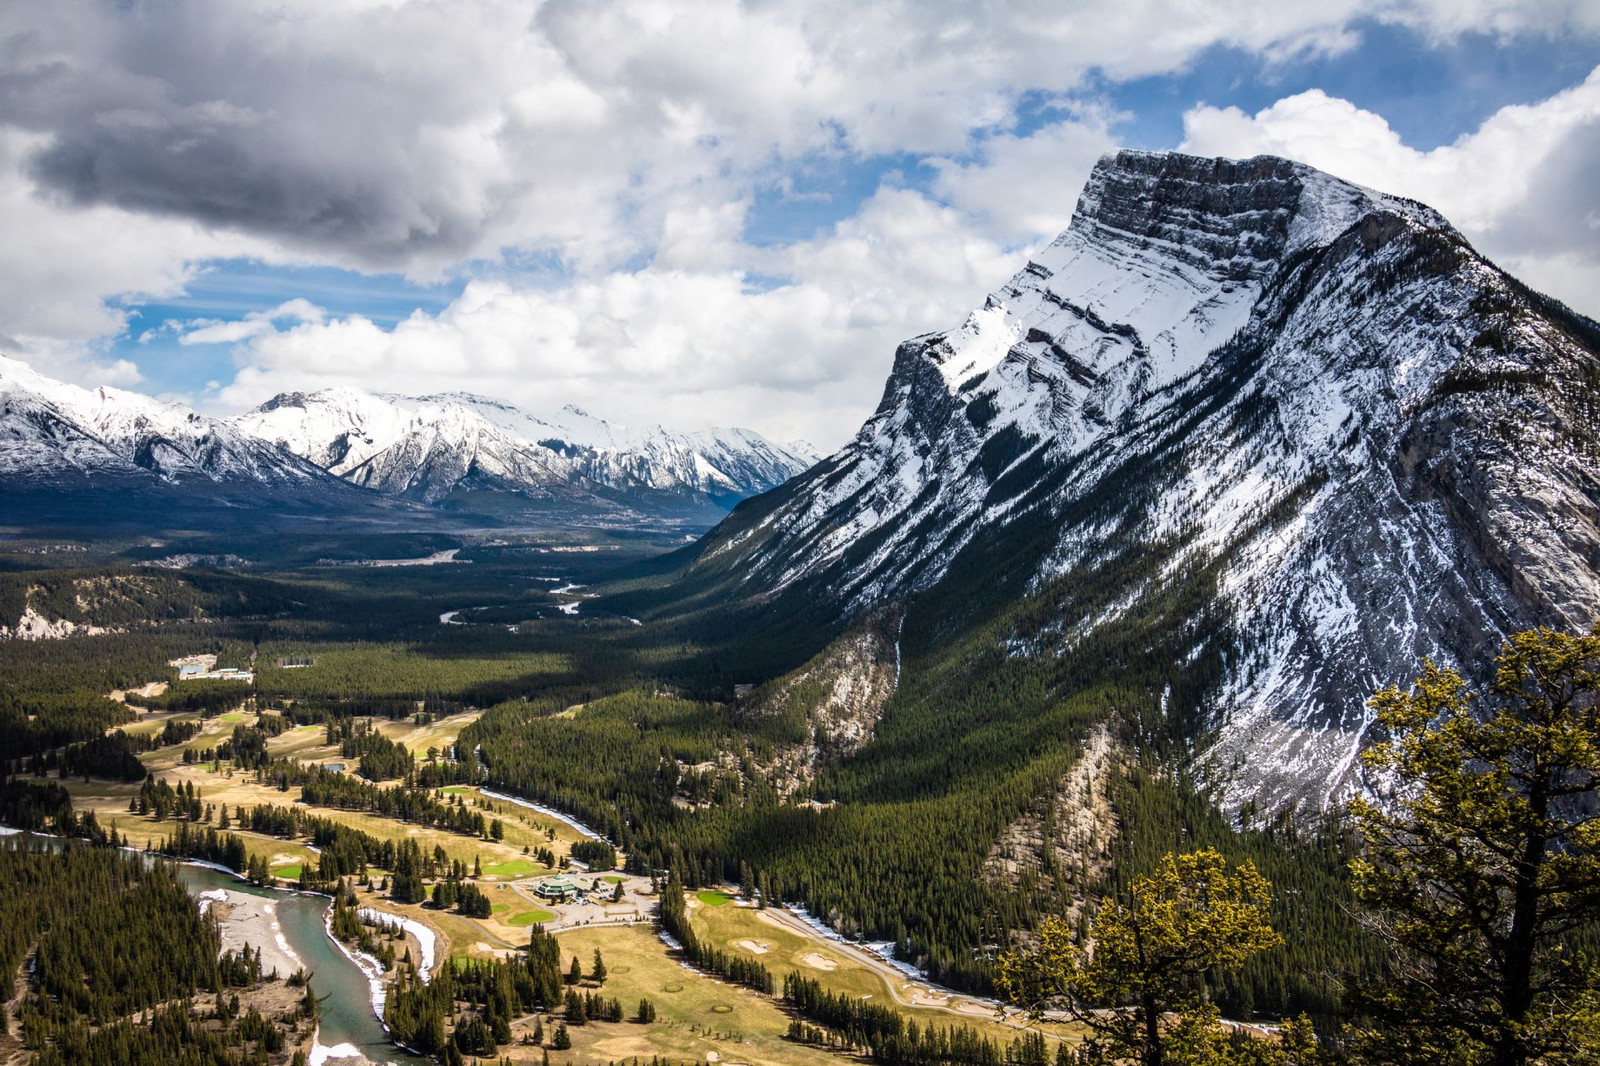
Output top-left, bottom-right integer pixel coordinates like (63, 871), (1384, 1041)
(230, 388), (818, 509)
(0, 354), (329, 485)
(675, 151), (1600, 812)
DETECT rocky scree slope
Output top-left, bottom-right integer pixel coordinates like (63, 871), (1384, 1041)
(677, 150), (1600, 812)
(231, 388), (818, 514)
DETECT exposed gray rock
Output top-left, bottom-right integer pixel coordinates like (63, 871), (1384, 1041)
(682, 150), (1600, 812)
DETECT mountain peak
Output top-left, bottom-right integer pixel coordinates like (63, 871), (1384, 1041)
(226, 383), (815, 510)
(676, 151), (1600, 813)
(1069, 150), (1453, 281)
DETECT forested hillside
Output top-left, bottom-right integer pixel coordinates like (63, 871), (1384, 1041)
(0, 840), (307, 1065)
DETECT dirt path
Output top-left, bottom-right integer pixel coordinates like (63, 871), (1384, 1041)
(0, 951), (33, 1066)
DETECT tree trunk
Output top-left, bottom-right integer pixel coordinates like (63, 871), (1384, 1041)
(1496, 794), (1547, 1066)
(1143, 991), (1162, 1066)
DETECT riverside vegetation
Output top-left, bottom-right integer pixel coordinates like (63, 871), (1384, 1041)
(0, 540), (1597, 1064)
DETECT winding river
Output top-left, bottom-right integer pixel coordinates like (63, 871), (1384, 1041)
(175, 864), (433, 1066)
(3, 830), (427, 1063)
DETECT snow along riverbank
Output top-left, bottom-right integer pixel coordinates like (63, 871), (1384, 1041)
(480, 788), (610, 843)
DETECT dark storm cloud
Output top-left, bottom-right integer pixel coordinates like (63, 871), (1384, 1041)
(0, 3), (522, 270)
(28, 120), (490, 265)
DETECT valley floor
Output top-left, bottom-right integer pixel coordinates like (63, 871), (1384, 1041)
(44, 700), (1075, 1066)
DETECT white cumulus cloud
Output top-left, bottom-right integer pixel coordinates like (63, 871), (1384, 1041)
(1181, 67), (1600, 314)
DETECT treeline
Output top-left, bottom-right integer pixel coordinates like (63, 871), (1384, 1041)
(0, 778), (76, 831)
(296, 765), (501, 839)
(658, 879), (775, 994)
(0, 686), (133, 762)
(33, 1001), (288, 1066)
(329, 882), (401, 970)
(0, 566), (300, 631)
(430, 867), (493, 917)
(30, 729), (150, 780)
(571, 838), (617, 870)
(254, 643), (570, 704)
(0, 840), (304, 1065)
(332, 720), (414, 780)
(1106, 758), (1381, 1020)
(386, 925), (571, 1062)
(154, 820), (250, 877)
(463, 688), (757, 858)
(140, 681), (250, 717)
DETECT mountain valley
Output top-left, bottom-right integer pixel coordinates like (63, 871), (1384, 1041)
(4, 150), (1599, 1066)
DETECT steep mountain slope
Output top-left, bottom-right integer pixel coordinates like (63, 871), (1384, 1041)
(0, 354), (331, 486)
(231, 388), (817, 513)
(666, 151), (1600, 812)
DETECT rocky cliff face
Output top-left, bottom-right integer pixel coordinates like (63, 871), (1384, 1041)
(682, 150), (1600, 811)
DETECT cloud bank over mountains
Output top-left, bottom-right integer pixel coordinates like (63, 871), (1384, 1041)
(1, 1), (1596, 446)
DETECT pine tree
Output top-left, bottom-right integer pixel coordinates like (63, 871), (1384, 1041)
(567, 956), (582, 985)
(999, 849), (1284, 1066)
(552, 1023), (572, 1050)
(1348, 628), (1600, 1066)
(591, 948), (607, 985)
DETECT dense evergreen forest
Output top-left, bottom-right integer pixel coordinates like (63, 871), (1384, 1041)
(0, 840), (306, 1065)
(2, 538), (1587, 1066)
(0, 549), (1377, 1023)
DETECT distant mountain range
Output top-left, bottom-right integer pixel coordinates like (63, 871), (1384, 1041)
(0, 355), (816, 522)
(231, 388), (817, 513)
(0, 354), (325, 487)
(655, 150), (1600, 812)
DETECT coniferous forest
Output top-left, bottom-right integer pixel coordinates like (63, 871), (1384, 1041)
(0, 541), (1596, 1066)
(0, 840), (306, 1065)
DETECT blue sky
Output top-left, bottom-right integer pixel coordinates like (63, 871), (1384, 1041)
(2, 2), (1597, 446)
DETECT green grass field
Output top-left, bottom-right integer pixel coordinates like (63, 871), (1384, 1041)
(688, 900), (1080, 1048)
(482, 859), (538, 877)
(506, 909), (556, 926)
(270, 864), (303, 880)
(549, 923), (848, 1066)
(695, 890), (732, 906)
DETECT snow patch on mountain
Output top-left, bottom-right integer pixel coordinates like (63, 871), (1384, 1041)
(685, 150), (1600, 812)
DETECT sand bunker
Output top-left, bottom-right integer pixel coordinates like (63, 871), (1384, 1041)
(800, 952), (838, 971)
(736, 939), (770, 955)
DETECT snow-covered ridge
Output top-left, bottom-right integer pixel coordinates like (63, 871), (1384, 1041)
(686, 149), (1600, 812)
(0, 354), (330, 485)
(0, 356), (816, 516)
(230, 387), (818, 506)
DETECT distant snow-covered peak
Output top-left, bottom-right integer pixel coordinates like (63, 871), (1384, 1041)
(0, 355), (332, 484)
(227, 384), (816, 507)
